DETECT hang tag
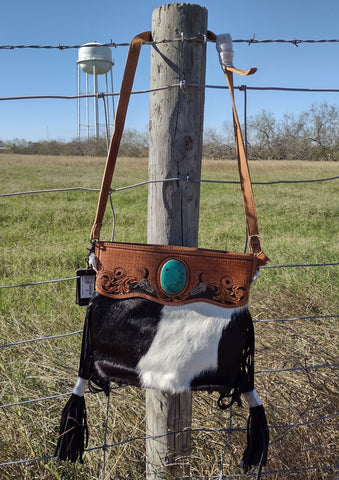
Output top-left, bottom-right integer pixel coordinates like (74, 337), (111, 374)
(76, 268), (96, 306)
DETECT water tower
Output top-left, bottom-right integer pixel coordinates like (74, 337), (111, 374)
(77, 42), (114, 140)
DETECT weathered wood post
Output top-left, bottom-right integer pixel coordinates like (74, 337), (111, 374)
(146, 3), (207, 478)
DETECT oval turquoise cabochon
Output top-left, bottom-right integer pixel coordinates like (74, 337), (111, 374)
(160, 259), (187, 295)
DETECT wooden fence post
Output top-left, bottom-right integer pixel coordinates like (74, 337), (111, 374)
(146, 3), (207, 478)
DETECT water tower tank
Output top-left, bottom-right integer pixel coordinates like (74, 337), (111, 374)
(77, 42), (113, 75)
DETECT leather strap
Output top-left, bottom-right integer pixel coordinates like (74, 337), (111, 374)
(90, 31), (268, 265)
(90, 31), (152, 241)
(223, 67), (268, 262)
(208, 31), (268, 264)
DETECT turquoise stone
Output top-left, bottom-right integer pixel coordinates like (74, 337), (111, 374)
(160, 259), (187, 295)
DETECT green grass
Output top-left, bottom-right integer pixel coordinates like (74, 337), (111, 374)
(0, 154), (338, 479)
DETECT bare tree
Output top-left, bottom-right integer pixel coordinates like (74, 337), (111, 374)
(203, 123), (235, 159)
(247, 104), (338, 161)
(306, 102), (339, 161)
(248, 110), (277, 159)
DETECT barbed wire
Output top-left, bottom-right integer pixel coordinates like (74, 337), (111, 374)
(1, 36), (339, 50)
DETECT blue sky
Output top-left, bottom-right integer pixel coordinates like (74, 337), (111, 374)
(1, 0), (338, 142)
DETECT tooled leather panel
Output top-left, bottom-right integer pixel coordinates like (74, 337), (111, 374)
(94, 242), (258, 308)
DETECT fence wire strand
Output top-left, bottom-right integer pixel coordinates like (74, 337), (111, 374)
(1, 83), (339, 104)
(1, 36), (339, 50)
(1, 261), (338, 291)
(0, 413), (337, 470)
(1, 174), (338, 199)
(1, 315), (337, 350)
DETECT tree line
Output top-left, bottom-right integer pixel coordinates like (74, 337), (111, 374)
(2, 129), (149, 158)
(2, 102), (338, 161)
(204, 102), (338, 161)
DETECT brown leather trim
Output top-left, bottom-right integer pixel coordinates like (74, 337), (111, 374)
(94, 241), (259, 307)
(90, 32), (152, 241)
(224, 69), (260, 253)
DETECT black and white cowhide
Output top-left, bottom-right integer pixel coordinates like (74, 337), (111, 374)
(55, 293), (269, 475)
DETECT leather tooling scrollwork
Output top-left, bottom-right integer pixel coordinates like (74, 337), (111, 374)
(98, 267), (157, 297)
(205, 275), (248, 304)
(186, 274), (248, 305)
(97, 266), (249, 306)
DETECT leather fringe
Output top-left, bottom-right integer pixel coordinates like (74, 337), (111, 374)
(217, 308), (255, 409)
(55, 393), (89, 463)
(241, 404), (269, 478)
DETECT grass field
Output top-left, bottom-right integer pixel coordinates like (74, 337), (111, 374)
(0, 154), (338, 479)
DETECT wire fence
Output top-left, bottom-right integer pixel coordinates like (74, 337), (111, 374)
(1, 36), (339, 50)
(1, 176), (338, 478)
(1, 83), (339, 104)
(0, 35), (338, 480)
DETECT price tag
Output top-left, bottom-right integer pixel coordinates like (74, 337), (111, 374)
(76, 269), (96, 306)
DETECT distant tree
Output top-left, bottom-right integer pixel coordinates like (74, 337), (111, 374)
(247, 103), (338, 161)
(203, 123), (236, 159)
(305, 102), (339, 161)
(248, 110), (277, 159)
(275, 112), (310, 160)
(119, 129), (148, 157)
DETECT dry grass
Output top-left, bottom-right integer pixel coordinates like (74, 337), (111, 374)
(0, 154), (338, 479)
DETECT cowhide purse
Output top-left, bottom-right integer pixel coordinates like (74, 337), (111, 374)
(55, 31), (270, 476)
